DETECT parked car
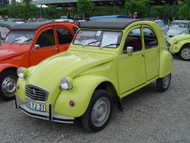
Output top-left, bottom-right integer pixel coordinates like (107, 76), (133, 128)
(0, 21), (78, 99)
(154, 19), (169, 34)
(16, 19), (173, 132)
(167, 20), (190, 38)
(169, 34), (190, 60)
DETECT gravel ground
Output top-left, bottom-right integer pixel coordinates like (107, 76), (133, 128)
(0, 58), (190, 143)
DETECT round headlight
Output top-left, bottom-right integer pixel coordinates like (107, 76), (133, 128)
(17, 68), (25, 78)
(60, 77), (73, 90)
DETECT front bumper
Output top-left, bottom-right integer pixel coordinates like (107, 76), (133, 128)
(15, 96), (75, 124)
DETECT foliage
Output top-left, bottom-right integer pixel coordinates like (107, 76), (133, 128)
(1, 0), (190, 21)
(77, 0), (94, 18)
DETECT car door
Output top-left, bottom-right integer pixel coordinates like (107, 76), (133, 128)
(30, 28), (59, 65)
(118, 26), (146, 96)
(55, 27), (73, 52)
(142, 26), (159, 81)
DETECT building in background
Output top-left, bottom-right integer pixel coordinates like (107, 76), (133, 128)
(0, 0), (9, 8)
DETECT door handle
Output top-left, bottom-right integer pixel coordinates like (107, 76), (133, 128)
(141, 54), (145, 57)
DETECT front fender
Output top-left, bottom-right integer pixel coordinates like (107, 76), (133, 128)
(170, 40), (190, 54)
(54, 75), (115, 118)
(159, 50), (173, 78)
(0, 64), (18, 72)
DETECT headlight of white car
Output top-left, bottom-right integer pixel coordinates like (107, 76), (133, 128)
(60, 77), (73, 90)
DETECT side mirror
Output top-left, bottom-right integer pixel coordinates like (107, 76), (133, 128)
(123, 46), (134, 55)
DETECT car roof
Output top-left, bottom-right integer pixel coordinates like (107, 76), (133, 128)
(80, 18), (139, 29)
(11, 20), (75, 30)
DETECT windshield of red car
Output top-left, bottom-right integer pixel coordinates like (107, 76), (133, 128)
(5, 31), (34, 44)
(73, 30), (122, 48)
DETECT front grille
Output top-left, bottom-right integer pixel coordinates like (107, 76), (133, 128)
(25, 85), (49, 101)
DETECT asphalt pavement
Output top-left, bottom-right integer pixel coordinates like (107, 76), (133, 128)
(0, 58), (189, 143)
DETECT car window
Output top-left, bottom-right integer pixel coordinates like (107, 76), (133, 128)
(56, 28), (73, 44)
(5, 31), (34, 44)
(143, 27), (158, 49)
(124, 28), (142, 52)
(36, 29), (55, 48)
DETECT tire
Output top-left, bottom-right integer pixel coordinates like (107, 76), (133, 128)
(180, 47), (190, 61)
(156, 74), (171, 92)
(81, 89), (112, 132)
(0, 70), (17, 100)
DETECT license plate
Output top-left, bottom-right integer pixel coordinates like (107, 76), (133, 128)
(28, 102), (46, 112)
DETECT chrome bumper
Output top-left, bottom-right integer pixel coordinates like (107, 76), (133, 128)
(15, 96), (74, 124)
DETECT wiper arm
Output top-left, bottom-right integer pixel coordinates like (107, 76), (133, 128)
(102, 43), (120, 48)
(85, 40), (99, 46)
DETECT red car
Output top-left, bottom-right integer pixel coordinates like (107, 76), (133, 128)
(0, 21), (78, 99)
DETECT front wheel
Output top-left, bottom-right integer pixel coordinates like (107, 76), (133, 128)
(180, 47), (190, 61)
(0, 70), (17, 100)
(156, 74), (171, 92)
(81, 89), (112, 132)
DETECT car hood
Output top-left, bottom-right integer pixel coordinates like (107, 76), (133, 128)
(0, 43), (30, 61)
(28, 50), (114, 92)
(169, 34), (190, 44)
(167, 27), (187, 36)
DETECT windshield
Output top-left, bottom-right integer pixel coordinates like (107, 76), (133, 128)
(73, 30), (122, 48)
(5, 31), (34, 44)
(171, 22), (188, 28)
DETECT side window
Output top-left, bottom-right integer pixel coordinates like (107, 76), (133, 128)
(56, 28), (73, 44)
(36, 29), (55, 48)
(143, 27), (158, 49)
(124, 28), (142, 52)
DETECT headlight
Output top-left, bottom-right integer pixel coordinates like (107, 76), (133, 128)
(60, 77), (73, 90)
(17, 68), (28, 78)
(17, 68), (25, 78)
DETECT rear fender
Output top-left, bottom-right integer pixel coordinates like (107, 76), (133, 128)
(0, 64), (18, 72)
(159, 50), (173, 78)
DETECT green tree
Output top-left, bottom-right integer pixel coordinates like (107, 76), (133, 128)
(77, 0), (94, 19)
(178, 0), (190, 19)
(124, 0), (150, 17)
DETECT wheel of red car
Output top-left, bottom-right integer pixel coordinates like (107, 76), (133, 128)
(156, 74), (171, 92)
(180, 47), (190, 61)
(0, 70), (17, 100)
(81, 89), (112, 132)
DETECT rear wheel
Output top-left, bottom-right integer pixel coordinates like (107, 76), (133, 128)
(156, 74), (171, 92)
(180, 47), (190, 60)
(81, 89), (112, 132)
(0, 70), (17, 100)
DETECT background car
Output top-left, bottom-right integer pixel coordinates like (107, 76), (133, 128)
(169, 34), (190, 60)
(167, 20), (190, 38)
(0, 20), (78, 99)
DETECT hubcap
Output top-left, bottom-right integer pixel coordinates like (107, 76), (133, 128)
(1, 77), (16, 95)
(162, 75), (171, 89)
(91, 97), (111, 127)
(181, 48), (190, 60)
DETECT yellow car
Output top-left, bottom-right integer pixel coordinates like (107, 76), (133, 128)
(169, 34), (190, 60)
(16, 19), (173, 132)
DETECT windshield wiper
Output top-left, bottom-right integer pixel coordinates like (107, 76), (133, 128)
(102, 43), (120, 48)
(85, 40), (99, 46)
